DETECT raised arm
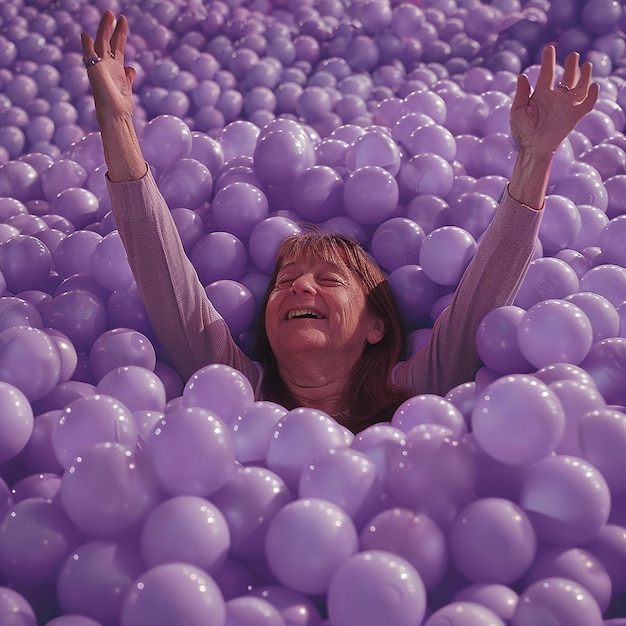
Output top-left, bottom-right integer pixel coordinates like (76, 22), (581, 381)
(81, 11), (262, 389)
(394, 46), (599, 397)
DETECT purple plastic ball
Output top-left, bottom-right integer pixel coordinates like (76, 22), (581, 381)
(398, 153), (454, 197)
(519, 454), (611, 545)
(391, 394), (466, 438)
(191, 231), (247, 285)
(121, 562), (226, 626)
(60, 442), (160, 539)
(248, 216), (301, 274)
(370, 218), (424, 273)
(580, 337), (626, 408)
(204, 279), (255, 338)
(579, 408), (626, 495)
(524, 546), (612, 613)
(265, 497), (358, 595)
(387, 424), (476, 527)
(359, 507), (448, 591)
(343, 165), (399, 225)
(472, 374), (565, 466)
(511, 577), (603, 626)
(140, 495), (230, 573)
(476, 306), (532, 375)
(140, 115), (192, 174)
(182, 363), (255, 426)
(0, 234), (52, 292)
(449, 497), (536, 584)
(52, 393), (138, 469)
(0, 326), (61, 402)
(291, 166), (343, 223)
(298, 447), (384, 529)
(327, 550), (427, 626)
(95, 365), (166, 414)
(211, 464), (293, 560)
(158, 158), (213, 211)
(90, 231), (134, 293)
(253, 129), (315, 187)
(0, 496), (80, 587)
(212, 182), (269, 239)
(265, 407), (352, 492)
(425, 602), (506, 626)
(419, 226), (476, 287)
(0, 588), (36, 626)
(517, 299), (594, 369)
(230, 401), (287, 465)
(89, 328), (157, 381)
(147, 404), (236, 497)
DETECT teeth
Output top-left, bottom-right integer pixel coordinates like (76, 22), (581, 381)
(287, 309), (321, 320)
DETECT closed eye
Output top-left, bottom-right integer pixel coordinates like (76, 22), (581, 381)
(319, 275), (344, 285)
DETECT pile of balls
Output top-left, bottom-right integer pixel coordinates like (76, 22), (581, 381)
(1, 0), (626, 624)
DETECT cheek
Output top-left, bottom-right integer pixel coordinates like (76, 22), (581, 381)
(264, 294), (280, 331)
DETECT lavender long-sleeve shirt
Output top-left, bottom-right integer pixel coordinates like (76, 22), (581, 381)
(107, 169), (542, 399)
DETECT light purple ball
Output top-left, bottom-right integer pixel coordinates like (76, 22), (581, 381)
(183, 363), (255, 426)
(211, 464), (293, 560)
(517, 299), (594, 368)
(120, 563), (226, 626)
(476, 306), (532, 375)
(265, 498), (358, 595)
(60, 442), (160, 539)
(519, 455), (611, 545)
(511, 577), (603, 626)
(419, 226), (476, 287)
(52, 393), (138, 469)
(449, 497), (536, 584)
(359, 507), (448, 591)
(327, 550), (426, 626)
(140, 495), (230, 573)
(266, 407), (352, 492)
(471, 374), (565, 466)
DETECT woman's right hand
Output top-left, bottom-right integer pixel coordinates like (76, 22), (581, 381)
(81, 10), (137, 126)
(81, 10), (146, 182)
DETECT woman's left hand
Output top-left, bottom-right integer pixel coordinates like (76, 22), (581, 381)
(510, 45), (599, 159)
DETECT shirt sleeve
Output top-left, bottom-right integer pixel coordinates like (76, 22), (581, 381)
(106, 167), (263, 391)
(392, 187), (543, 397)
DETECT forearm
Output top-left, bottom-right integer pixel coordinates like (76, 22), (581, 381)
(507, 149), (553, 211)
(394, 190), (543, 395)
(99, 113), (146, 183)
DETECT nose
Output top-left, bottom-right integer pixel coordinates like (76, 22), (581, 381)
(289, 273), (317, 295)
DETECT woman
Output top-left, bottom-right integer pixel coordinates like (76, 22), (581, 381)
(82, 11), (598, 433)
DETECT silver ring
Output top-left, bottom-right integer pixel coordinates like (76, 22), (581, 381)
(110, 52), (115, 59)
(556, 81), (571, 91)
(84, 56), (102, 69)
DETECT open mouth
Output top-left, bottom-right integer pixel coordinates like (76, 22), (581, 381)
(287, 309), (323, 320)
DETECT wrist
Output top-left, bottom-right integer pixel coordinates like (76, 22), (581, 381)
(507, 150), (553, 210)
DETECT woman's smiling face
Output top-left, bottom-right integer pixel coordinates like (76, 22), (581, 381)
(264, 257), (385, 363)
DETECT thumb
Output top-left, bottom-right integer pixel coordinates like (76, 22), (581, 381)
(125, 66), (137, 88)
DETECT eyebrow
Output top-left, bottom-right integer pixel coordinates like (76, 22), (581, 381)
(278, 260), (347, 274)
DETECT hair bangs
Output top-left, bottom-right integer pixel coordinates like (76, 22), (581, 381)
(276, 232), (385, 293)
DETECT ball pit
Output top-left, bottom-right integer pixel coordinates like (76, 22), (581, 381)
(0, 0), (625, 624)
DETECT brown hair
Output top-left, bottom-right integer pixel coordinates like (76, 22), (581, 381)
(255, 231), (412, 433)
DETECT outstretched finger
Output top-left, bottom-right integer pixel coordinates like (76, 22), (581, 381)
(94, 9), (115, 57)
(577, 81), (600, 117)
(574, 61), (593, 94)
(109, 14), (128, 61)
(80, 31), (96, 59)
(535, 45), (556, 91)
(560, 51), (581, 89)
